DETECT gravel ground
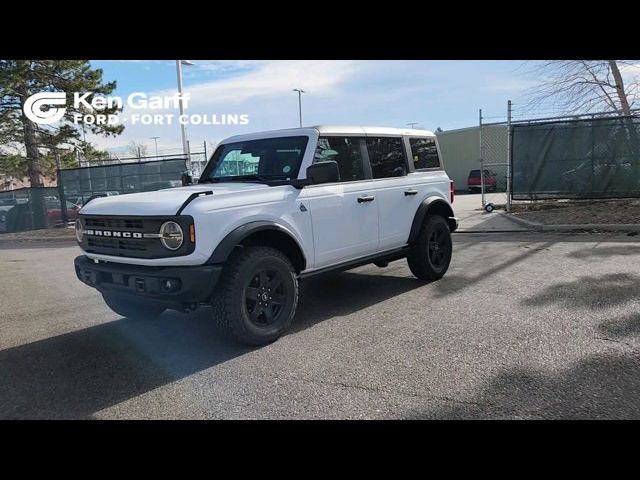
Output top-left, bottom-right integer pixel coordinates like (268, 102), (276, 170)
(2, 231), (640, 419)
(0, 227), (74, 241)
(512, 199), (640, 225)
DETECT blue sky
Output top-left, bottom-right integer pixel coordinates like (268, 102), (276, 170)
(88, 60), (537, 154)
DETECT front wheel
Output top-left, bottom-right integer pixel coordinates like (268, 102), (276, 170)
(102, 294), (166, 320)
(407, 215), (452, 281)
(211, 246), (299, 346)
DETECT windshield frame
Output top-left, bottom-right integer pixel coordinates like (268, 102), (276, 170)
(199, 135), (310, 185)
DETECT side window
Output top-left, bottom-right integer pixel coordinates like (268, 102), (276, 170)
(314, 136), (365, 182)
(410, 137), (440, 169)
(366, 137), (407, 179)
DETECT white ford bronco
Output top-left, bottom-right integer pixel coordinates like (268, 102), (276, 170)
(74, 126), (457, 345)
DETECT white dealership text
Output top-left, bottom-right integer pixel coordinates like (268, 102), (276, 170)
(73, 92), (191, 110)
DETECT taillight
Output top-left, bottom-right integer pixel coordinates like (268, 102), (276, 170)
(450, 180), (454, 203)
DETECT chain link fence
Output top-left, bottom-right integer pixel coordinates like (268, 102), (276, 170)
(477, 102), (640, 209)
(511, 114), (640, 200)
(0, 187), (61, 233)
(1, 148), (212, 233)
(58, 156), (188, 211)
(479, 107), (511, 212)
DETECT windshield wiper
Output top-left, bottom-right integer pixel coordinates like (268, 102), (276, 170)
(198, 177), (221, 184)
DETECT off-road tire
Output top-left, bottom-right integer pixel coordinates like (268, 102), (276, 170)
(211, 246), (299, 346)
(407, 215), (452, 281)
(102, 294), (166, 320)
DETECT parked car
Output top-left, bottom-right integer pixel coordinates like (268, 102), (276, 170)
(46, 199), (81, 226)
(74, 126), (457, 346)
(0, 199), (16, 233)
(467, 169), (497, 193)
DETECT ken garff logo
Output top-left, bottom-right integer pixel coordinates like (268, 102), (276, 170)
(23, 92), (67, 124)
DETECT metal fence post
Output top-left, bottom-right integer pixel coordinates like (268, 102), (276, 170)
(506, 100), (512, 212)
(186, 140), (191, 174)
(56, 153), (69, 224)
(479, 108), (485, 208)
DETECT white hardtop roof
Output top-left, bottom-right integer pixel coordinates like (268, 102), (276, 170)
(221, 125), (435, 144)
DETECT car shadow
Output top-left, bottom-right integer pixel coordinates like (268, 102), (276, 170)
(0, 267), (425, 419)
(292, 269), (426, 333)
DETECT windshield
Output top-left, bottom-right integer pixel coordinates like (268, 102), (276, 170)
(200, 136), (309, 183)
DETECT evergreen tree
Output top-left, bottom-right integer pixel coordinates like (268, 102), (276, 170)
(0, 60), (124, 186)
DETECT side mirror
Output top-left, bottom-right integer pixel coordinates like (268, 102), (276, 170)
(306, 161), (340, 185)
(181, 172), (193, 186)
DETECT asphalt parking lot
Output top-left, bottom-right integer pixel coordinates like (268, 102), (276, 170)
(1, 230), (640, 419)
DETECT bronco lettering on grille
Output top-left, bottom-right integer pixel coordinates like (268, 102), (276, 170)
(85, 229), (144, 239)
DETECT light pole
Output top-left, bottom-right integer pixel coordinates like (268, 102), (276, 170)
(150, 136), (160, 159)
(407, 122), (419, 129)
(293, 88), (305, 127)
(176, 60), (194, 168)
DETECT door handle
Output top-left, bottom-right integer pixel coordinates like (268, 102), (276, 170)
(404, 189), (418, 196)
(357, 196), (375, 203)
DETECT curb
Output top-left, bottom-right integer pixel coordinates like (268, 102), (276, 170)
(502, 213), (542, 231)
(502, 212), (640, 232)
(454, 229), (532, 234)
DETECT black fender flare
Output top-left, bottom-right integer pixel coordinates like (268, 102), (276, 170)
(207, 221), (307, 268)
(407, 197), (457, 244)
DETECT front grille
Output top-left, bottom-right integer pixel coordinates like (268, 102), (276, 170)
(82, 215), (151, 257)
(85, 217), (144, 229)
(79, 214), (195, 259)
(87, 237), (147, 253)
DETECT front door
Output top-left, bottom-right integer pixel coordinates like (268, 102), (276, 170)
(299, 136), (379, 269)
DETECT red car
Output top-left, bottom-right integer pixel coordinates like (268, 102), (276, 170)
(46, 199), (80, 227)
(467, 169), (497, 193)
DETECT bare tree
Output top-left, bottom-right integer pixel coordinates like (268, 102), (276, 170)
(125, 141), (148, 159)
(525, 60), (640, 179)
(525, 60), (640, 115)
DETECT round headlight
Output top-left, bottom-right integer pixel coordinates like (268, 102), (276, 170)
(74, 219), (83, 242)
(160, 221), (183, 250)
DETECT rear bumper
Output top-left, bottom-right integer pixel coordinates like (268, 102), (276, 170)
(74, 255), (222, 309)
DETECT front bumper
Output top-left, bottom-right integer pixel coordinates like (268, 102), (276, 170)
(74, 255), (222, 309)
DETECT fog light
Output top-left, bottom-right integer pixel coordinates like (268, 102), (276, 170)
(160, 278), (181, 292)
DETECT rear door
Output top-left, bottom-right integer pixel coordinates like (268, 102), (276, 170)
(368, 134), (446, 250)
(365, 135), (417, 250)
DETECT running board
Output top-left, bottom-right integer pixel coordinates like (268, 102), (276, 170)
(299, 247), (410, 279)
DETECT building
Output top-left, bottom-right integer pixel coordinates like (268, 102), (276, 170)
(436, 125), (508, 191)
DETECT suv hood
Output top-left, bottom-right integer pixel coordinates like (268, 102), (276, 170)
(79, 183), (270, 216)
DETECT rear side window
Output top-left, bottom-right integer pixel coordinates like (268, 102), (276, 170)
(314, 137), (366, 182)
(410, 137), (440, 169)
(366, 137), (407, 178)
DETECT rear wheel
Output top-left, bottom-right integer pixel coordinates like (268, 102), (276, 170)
(211, 246), (298, 346)
(407, 215), (452, 281)
(102, 294), (166, 320)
